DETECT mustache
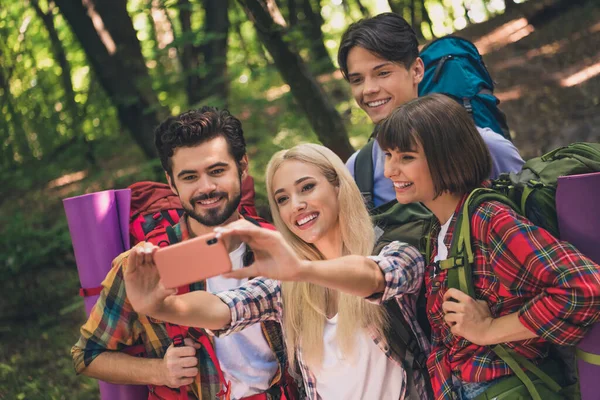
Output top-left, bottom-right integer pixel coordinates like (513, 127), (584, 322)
(191, 191), (228, 203)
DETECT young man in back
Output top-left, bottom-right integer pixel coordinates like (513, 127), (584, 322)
(338, 13), (524, 208)
(72, 107), (294, 400)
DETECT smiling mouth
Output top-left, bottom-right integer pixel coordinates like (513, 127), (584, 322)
(393, 182), (413, 190)
(296, 212), (319, 227)
(366, 98), (391, 108)
(196, 196), (223, 206)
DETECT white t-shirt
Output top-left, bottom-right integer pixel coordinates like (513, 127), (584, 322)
(205, 243), (278, 400)
(434, 216), (453, 263)
(315, 314), (404, 400)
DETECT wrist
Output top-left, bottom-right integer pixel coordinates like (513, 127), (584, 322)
(151, 358), (168, 386)
(295, 260), (313, 282)
(482, 317), (497, 346)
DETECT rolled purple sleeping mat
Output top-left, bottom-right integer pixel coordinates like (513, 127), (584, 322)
(556, 172), (600, 400)
(63, 189), (148, 400)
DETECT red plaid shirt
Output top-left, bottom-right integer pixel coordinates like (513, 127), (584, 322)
(425, 194), (600, 400)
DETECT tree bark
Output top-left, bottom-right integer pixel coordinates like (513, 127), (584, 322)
(54, 0), (167, 159)
(504, 0), (518, 13)
(352, 0), (370, 17)
(300, 0), (335, 74)
(31, 0), (96, 164)
(177, 0), (230, 107)
(236, 0), (354, 160)
(0, 60), (30, 164)
(178, 0), (205, 105)
(420, 0), (435, 38)
(201, 0), (230, 107)
(410, 0), (425, 39)
(287, 0), (298, 26)
(31, 1), (76, 115)
(387, 0), (403, 16)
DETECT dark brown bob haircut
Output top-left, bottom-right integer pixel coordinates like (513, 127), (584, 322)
(377, 93), (492, 198)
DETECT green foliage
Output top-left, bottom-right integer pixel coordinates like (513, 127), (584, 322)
(0, 212), (72, 280)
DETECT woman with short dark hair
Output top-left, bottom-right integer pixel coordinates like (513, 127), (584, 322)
(378, 93), (600, 400)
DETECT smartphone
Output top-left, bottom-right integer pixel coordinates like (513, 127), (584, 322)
(153, 233), (232, 289)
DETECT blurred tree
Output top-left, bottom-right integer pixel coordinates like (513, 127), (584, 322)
(504, 0), (518, 13)
(54, 0), (167, 159)
(388, 0), (429, 39)
(298, 0), (336, 74)
(31, 0), (95, 165)
(421, 0), (435, 38)
(237, 0), (354, 160)
(178, 0), (230, 108)
(345, 0), (370, 18)
(0, 47), (31, 166)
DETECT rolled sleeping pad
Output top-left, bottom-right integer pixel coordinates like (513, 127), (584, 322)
(556, 172), (600, 400)
(63, 189), (148, 400)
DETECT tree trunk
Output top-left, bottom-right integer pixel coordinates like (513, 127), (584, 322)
(300, 0), (335, 74)
(287, 0), (298, 26)
(31, 1), (76, 116)
(410, 0), (423, 38)
(54, 0), (166, 159)
(177, 0), (230, 107)
(236, 0), (354, 160)
(352, 0), (370, 17)
(504, 0), (518, 13)
(420, 0), (435, 39)
(0, 60), (31, 164)
(387, 0), (403, 16)
(178, 0), (205, 105)
(31, 0), (96, 164)
(201, 0), (230, 108)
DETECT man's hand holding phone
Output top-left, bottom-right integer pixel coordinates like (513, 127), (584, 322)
(125, 243), (176, 317)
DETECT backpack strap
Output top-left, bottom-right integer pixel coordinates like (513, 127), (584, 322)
(384, 300), (428, 370)
(441, 188), (562, 399)
(165, 224), (181, 245)
(384, 299), (434, 400)
(355, 139), (376, 211)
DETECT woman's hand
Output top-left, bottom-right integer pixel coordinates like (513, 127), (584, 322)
(124, 242), (176, 315)
(442, 288), (494, 346)
(215, 220), (306, 281)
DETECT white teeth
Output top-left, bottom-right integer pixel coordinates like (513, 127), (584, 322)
(198, 197), (220, 205)
(297, 213), (318, 226)
(394, 182), (413, 189)
(367, 99), (390, 107)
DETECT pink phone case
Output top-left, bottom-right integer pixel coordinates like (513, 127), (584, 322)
(153, 233), (232, 289)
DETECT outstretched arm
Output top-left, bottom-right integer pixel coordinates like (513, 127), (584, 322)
(216, 220), (422, 299)
(124, 243), (231, 329)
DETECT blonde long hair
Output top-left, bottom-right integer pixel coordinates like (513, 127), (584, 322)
(265, 143), (387, 371)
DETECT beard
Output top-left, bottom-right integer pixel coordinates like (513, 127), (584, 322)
(183, 183), (242, 227)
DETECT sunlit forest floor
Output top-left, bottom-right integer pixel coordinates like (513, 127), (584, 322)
(1, 1), (599, 398)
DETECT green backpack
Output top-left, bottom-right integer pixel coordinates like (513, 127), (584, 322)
(488, 142), (600, 238)
(438, 142), (600, 400)
(355, 139), (436, 399)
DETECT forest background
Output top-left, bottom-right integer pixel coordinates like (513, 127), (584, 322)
(1, 0), (599, 398)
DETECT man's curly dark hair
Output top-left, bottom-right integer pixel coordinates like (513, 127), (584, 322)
(154, 106), (246, 178)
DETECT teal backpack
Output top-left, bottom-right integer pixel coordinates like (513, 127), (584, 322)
(418, 35), (511, 140)
(438, 142), (600, 400)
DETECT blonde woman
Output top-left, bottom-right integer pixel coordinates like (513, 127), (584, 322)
(124, 143), (430, 400)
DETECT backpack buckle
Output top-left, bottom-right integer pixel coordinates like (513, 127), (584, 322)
(172, 334), (185, 347)
(526, 180), (543, 189)
(440, 255), (466, 270)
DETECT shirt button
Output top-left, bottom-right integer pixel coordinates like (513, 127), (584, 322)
(433, 281), (441, 288)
